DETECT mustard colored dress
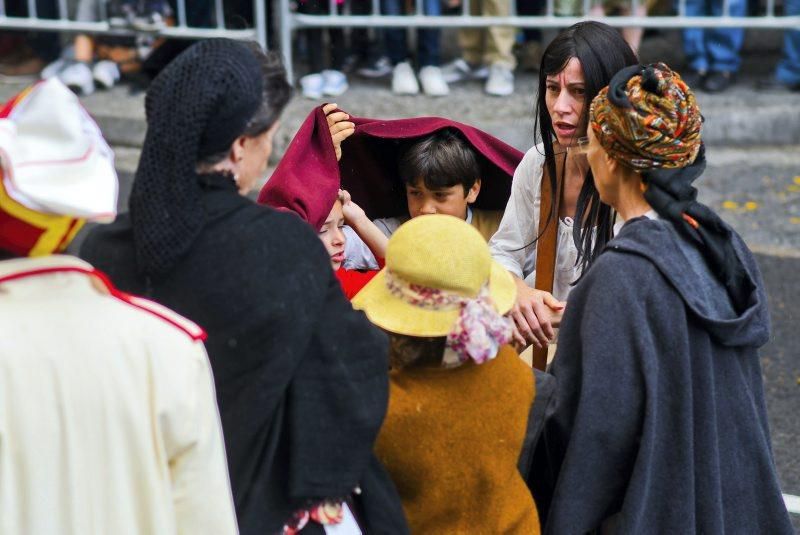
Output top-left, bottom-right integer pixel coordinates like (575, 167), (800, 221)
(376, 345), (540, 534)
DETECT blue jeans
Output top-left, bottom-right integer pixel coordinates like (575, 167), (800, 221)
(7, 0), (61, 62)
(382, 0), (441, 67)
(682, 0), (745, 73)
(775, 0), (800, 84)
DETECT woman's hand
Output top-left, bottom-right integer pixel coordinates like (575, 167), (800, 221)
(510, 276), (565, 348)
(323, 103), (355, 162)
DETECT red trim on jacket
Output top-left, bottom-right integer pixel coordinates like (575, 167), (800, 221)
(0, 265), (207, 341)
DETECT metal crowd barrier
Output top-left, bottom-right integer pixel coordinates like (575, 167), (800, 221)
(279, 0), (800, 81)
(0, 0), (268, 50)
(2, 0), (798, 84)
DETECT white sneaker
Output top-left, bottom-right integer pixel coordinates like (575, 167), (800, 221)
(441, 58), (489, 83)
(321, 69), (349, 96)
(41, 58), (67, 79)
(300, 72), (324, 99)
(472, 64), (490, 79)
(132, 11), (167, 32)
(93, 60), (120, 90)
(357, 56), (392, 78)
(485, 63), (514, 96)
(418, 65), (449, 97)
(59, 61), (94, 96)
(391, 61), (420, 95)
(441, 58), (472, 83)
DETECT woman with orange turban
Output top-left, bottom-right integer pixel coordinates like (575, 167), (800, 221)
(534, 63), (794, 534)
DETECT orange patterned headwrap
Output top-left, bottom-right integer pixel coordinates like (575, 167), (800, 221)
(589, 63), (702, 171)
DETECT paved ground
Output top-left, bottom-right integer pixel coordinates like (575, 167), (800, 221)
(698, 148), (800, 255)
(759, 253), (800, 508)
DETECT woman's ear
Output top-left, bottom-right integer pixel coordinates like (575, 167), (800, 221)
(466, 178), (481, 204)
(231, 135), (247, 164)
(604, 151), (619, 175)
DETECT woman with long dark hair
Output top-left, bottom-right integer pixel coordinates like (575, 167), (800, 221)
(489, 22), (637, 352)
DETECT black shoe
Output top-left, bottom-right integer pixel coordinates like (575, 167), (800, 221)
(680, 68), (706, 90)
(756, 77), (800, 92)
(704, 71), (734, 93)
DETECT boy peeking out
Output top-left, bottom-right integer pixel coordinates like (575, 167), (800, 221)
(342, 127), (505, 271)
(328, 108), (522, 272)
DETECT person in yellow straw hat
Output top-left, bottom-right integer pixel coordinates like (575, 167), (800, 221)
(353, 214), (541, 534)
(0, 78), (237, 535)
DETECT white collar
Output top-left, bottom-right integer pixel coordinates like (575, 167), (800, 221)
(613, 209), (659, 236)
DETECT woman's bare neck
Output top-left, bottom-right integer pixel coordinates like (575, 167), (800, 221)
(560, 151), (589, 219)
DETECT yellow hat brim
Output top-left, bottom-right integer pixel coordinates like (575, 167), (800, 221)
(352, 261), (516, 338)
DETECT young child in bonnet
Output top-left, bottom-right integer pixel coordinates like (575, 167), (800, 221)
(352, 214), (541, 534)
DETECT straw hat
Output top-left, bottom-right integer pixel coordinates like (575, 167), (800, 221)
(352, 214), (516, 337)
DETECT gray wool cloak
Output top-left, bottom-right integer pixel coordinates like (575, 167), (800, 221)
(534, 216), (793, 534)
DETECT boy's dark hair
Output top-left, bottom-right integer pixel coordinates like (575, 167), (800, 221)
(398, 129), (481, 195)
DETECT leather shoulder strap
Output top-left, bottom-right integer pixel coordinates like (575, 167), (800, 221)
(531, 154), (564, 370)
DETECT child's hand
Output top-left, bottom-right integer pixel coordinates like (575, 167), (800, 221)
(338, 189), (389, 260)
(338, 189), (367, 226)
(323, 103), (355, 162)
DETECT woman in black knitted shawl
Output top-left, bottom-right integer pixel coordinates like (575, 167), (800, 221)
(81, 39), (408, 534)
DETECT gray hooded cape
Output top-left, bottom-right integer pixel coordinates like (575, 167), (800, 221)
(534, 216), (793, 534)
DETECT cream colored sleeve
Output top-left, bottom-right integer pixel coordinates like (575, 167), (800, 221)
(489, 146), (544, 283)
(169, 342), (239, 535)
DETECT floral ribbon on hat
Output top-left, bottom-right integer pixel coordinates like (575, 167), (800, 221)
(385, 270), (513, 367)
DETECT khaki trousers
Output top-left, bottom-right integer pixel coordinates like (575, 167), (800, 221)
(458, 0), (517, 69)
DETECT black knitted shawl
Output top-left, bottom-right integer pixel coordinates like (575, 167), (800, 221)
(130, 39), (263, 277)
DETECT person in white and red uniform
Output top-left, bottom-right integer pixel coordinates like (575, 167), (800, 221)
(0, 78), (238, 535)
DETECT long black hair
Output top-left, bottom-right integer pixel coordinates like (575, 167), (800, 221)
(533, 22), (638, 277)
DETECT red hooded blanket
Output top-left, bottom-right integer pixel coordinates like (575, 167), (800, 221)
(259, 105), (524, 225)
(258, 106), (524, 298)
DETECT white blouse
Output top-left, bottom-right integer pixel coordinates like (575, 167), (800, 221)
(489, 144), (583, 303)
